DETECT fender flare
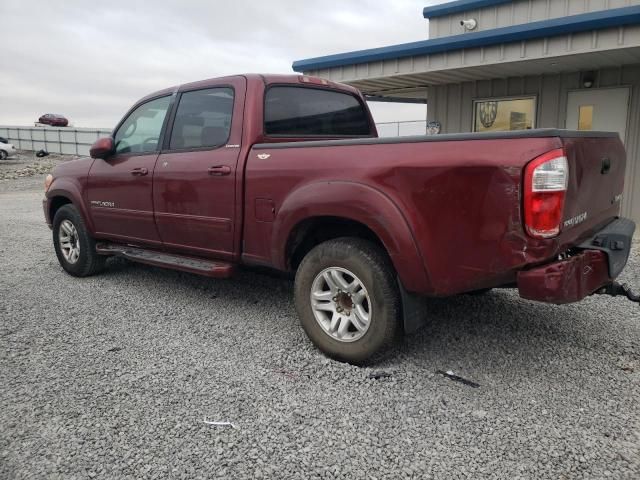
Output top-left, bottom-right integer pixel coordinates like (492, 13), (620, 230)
(46, 179), (95, 234)
(272, 181), (431, 293)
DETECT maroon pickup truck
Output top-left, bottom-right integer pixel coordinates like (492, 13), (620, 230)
(43, 74), (637, 363)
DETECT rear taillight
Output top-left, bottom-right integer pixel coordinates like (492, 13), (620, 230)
(524, 148), (569, 239)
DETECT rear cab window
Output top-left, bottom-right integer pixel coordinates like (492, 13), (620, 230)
(264, 86), (373, 137)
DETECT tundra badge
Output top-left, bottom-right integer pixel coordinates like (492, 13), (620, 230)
(90, 200), (115, 208)
(564, 212), (588, 228)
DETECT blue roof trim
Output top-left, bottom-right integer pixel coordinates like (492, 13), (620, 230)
(423, 0), (513, 19)
(292, 6), (640, 72)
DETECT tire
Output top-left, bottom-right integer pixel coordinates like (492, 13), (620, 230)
(52, 204), (106, 277)
(294, 237), (400, 365)
(0, 150), (7, 160)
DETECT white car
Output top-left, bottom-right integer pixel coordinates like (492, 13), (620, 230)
(0, 142), (17, 159)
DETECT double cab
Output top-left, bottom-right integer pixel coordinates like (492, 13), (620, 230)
(43, 74), (636, 363)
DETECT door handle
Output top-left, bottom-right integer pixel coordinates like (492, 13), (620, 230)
(208, 165), (231, 176)
(130, 167), (148, 176)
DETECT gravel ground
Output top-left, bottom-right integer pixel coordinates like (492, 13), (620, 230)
(1, 157), (639, 479)
(0, 150), (78, 187)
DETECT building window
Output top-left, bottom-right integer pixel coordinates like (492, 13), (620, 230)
(473, 97), (536, 132)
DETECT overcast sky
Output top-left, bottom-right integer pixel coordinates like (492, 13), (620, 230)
(0, 1), (446, 128)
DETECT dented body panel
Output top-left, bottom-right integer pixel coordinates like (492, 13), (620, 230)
(245, 133), (627, 296)
(518, 250), (611, 304)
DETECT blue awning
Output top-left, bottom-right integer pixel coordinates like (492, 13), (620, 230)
(423, 0), (513, 19)
(292, 5), (640, 72)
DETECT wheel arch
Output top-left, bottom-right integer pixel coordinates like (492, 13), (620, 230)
(46, 181), (95, 234)
(273, 181), (431, 293)
(49, 195), (73, 223)
(286, 216), (385, 271)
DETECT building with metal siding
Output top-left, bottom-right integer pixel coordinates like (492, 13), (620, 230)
(293, 0), (640, 224)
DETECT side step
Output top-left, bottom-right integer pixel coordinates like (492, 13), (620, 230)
(96, 243), (234, 278)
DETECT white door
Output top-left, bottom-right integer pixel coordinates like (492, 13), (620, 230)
(566, 87), (629, 143)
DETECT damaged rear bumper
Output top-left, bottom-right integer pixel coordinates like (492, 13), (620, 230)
(517, 217), (635, 304)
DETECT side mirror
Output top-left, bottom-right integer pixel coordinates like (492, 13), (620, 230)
(90, 137), (114, 159)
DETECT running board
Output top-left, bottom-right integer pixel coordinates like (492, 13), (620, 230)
(96, 243), (234, 278)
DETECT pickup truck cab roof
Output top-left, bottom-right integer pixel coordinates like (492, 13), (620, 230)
(123, 74), (377, 147)
(138, 73), (363, 100)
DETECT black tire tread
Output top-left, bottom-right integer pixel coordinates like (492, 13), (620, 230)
(294, 237), (400, 365)
(53, 204), (106, 277)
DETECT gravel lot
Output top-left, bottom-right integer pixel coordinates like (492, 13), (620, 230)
(1, 154), (639, 479)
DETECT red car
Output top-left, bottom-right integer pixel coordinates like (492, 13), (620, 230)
(38, 114), (69, 127)
(42, 74), (637, 363)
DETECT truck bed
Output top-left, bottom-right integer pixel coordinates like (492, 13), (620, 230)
(245, 129), (626, 295)
(253, 128), (619, 148)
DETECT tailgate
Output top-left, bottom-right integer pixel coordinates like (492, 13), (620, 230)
(559, 134), (626, 239)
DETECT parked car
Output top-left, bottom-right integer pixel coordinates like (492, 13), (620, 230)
(38, 114), (69, 127)
(42, 74), (637, 363)
(0, 142), (16, 159)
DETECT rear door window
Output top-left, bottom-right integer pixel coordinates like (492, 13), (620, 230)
(264, 86), (372, 136)
(169, 87), (234, 150)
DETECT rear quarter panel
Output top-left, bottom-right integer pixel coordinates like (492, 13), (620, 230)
(243, 136), (571, 295)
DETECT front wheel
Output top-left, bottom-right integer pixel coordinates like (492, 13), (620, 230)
(294, 238), (400, 365)
(52, 204), (106, 277)
(0, 150), (7, 160)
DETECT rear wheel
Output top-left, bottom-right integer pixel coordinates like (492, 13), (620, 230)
(53, 204), (106, 277)
(294, 238), (399, 365)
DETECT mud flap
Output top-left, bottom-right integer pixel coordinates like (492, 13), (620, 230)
(398, 279), (429, 334)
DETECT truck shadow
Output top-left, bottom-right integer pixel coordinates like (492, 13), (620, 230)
(392, 290), (638, 376)
(102, 258), (636, 371)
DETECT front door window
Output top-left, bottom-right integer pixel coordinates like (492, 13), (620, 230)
(114, 96), (171, 155)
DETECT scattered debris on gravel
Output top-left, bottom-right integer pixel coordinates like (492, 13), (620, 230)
(436, 369), (481, 388)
